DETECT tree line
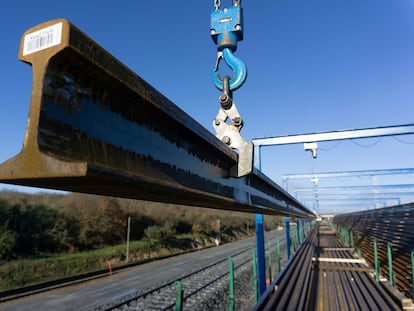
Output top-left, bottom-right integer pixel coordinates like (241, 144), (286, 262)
(0, 191), (282, 261)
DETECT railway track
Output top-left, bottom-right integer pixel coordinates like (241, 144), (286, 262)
(98, 230), (289, 311)
(98, 238), (270, 311)
(0, 248), (201, 303)
(0, 231), (287, 311)
(97, 245), (251, 310)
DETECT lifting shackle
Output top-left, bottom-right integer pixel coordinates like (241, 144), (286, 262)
(211, 0), (247, 91)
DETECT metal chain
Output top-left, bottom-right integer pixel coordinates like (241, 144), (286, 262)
(215, 0), (241, 9)
(214, 0), (220, 10)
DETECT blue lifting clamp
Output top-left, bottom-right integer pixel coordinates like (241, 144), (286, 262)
(211, 1), (247, 91)
(211, 1), (253, 178)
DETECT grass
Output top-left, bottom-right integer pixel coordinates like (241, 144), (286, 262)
(0, 233), (236, 291)
(0, 239), (159, 291)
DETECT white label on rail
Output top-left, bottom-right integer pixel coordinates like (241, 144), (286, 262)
(23, 22), (63, 56)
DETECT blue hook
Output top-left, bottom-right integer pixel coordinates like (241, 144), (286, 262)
(212, 48), (247, 91)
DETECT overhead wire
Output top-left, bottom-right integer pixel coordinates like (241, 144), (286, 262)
(313, 134), (414, 153)
(391, 135), (414, 144)
(350, 137), (382, 148)
(318, 140), (343, 151)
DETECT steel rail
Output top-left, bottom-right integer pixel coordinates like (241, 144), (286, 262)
(160, 255), (252, 311)
(0, 244), (205, 303)
(0, 19), (313, 217)
(102, 242), (255, 310)
(253, 227), (316, 311)
(1, 232), (287, 309)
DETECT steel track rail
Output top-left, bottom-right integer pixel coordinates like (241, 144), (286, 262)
(160, 255), (252, 311)
(1, 232), (286, 308)
(0, 246), (200, 303)
(101, 245), (254, 310)
(0, 19), (313, 218)
(103, 232), (287, 310)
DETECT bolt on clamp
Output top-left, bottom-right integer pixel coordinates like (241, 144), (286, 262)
(212, 76), (253, 177)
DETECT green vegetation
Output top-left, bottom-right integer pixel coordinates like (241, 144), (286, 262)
(1, 240), (164, 290)
(0, 191), (283, 291)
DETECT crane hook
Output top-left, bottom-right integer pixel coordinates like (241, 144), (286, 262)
(212, 48), (247, 91)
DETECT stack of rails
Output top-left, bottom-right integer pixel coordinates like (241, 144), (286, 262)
(254, 222), (405, 310)
(253, 225), (317, 311)
(308, 222), (402, 311)
(334, 204), (414, 300)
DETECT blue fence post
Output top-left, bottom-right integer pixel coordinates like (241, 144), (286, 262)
(255, 214), (266, 296)
(285, 217), (291, 260)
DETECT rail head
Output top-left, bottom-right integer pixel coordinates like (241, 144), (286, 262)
(0, 19), (313, 217)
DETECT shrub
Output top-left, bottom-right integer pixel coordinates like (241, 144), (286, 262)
(144, 225), (164, 241)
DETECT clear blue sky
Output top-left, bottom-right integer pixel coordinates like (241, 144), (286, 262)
(1, 1), (414, 212)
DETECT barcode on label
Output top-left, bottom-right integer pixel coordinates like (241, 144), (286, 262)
(23, 22), (63, 56)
